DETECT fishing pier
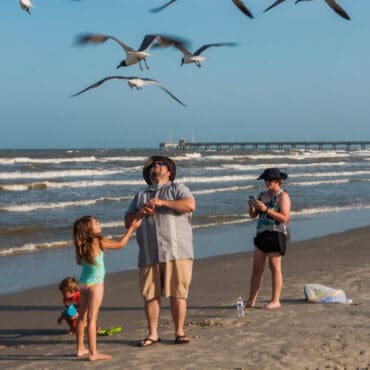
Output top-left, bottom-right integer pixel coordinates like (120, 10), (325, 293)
(159, 140), (370, 151)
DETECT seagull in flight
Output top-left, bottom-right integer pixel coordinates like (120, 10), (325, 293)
(76, 33), (189, 71)
(150, 0), (254, 19)
(264, 0), (350, 20)
(71, 76), (186, 107)
(173, 42), (238, 68)
(19, 0), (34, 14)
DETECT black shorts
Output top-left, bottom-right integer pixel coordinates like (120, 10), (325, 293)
(254, 231), (287, 256)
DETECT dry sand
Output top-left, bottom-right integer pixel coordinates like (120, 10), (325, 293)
(1, 226), (370, 369)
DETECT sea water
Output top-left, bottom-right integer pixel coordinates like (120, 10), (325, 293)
(1, 148), (370, 294)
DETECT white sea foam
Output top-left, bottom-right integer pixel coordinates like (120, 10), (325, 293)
(182, 175), (256, 183)
(2, 170), (370, 192)
(0, 156), (147, 165)
(1, 196), (131, 212)
(0, 241), (70, 256)
(291, 171), (370, 179)
(0, 168), (126, 180)
(192, 218), (252, 229)
(3, 204), (370, 257)
(205, 161), (354, 172)
(0, 156), (98, 165)
(173, 152), (202, 161)
(192, 185), (254, 195)
(1, 149), (369, 166)
(292, 204), (370, 216)
(95, 157), (146, 163)
(0, 179), (144, 191)
(290, 179), (350, 186)
(201, 149), (370, 162)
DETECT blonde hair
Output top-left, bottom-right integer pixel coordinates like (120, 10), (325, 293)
(59, 276), (79, 293)
(73, 216), (102, 265)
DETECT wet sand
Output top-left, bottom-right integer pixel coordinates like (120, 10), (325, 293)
(1, 226), (370, 369)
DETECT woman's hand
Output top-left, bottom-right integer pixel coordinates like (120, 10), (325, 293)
(255, 200), (268, 213)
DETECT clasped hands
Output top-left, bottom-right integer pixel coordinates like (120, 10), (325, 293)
(141, 198), (164, 216)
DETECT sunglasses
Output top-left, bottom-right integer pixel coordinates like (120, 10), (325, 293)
(150, 161), (167, 169)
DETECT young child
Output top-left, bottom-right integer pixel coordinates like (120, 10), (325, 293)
(57, 277), (80, 334)
(73, 215), (141, 362)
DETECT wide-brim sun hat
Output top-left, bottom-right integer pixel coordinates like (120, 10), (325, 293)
(257, 168), (288, 181)
(143, 155), (176, 185)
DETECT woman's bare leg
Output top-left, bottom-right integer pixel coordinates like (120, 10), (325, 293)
(245, 248), (267, 307)
(265, 254), (282, 309)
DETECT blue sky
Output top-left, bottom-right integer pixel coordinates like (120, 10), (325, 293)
(1, 0), (369, 149)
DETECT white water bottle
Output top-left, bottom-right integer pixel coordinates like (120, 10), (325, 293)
(236, 296), (244, 319)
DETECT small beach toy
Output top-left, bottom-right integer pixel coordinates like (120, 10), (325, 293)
(64, 303), (77, 318)
(97, 326), (123, 336)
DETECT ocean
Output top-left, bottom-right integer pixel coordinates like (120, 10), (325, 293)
(1, 148), (370, 294)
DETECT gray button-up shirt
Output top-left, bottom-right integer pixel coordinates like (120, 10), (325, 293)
(125, 181), (194, 267)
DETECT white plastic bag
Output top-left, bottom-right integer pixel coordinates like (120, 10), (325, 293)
(304, 283), (352, 304)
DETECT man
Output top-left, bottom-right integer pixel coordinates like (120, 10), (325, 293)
(125, 155), (196, 347)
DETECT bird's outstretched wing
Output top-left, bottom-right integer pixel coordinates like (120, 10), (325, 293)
(142, 78), (186, 107)
(71, 76), (128, 97)
(75, 34), (133, 52)
(140, 34), (191, 52)
(194, 42), (238, 56)
(71, 76), (186, 107)
(264, 0), (287, 12)
(231, 0), (254, 18)
(325, 0), (350, 20)
(138, 35), (159, 52)
(173, 42), (192, 56)
(150, 0), (177, 13)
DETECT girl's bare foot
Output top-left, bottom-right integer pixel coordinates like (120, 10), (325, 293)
(264, 302), (281, 309)
(89, 352), (112, 361)
(76, 349), (89, 357)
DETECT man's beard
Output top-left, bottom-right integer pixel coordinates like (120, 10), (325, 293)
(150, 170), (164, 184)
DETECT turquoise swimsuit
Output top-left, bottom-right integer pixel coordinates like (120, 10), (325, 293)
(79, 250), (105, 286)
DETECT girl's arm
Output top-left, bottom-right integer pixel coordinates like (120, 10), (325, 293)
(101, 219), (142, 250)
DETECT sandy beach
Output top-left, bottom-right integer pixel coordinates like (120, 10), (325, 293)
(1, 226), (369, 369)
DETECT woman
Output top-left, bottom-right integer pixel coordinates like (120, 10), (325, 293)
(246, 168), (291, 309)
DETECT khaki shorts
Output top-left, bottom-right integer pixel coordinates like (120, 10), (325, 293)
(139, 259), (193, 301)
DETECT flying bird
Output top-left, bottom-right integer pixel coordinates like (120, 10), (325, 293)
(150, 0), (254, 19)
(264, 0), (350, 20)
(76, 33), (189, 71)
(173, 42), (238, 68)
(19, 0), (34, 14)
(71, 76), (186, 107)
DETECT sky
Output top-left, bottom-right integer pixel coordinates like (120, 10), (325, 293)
(1, 0), (369, 149)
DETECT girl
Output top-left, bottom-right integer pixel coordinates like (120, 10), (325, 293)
(73, 215), (141, 361)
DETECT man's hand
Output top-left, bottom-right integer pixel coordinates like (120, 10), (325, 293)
(146, 198), (162, 209)
(141, 202), (156, 216)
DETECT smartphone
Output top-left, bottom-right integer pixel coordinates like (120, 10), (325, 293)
(249, 195), (257, 206)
